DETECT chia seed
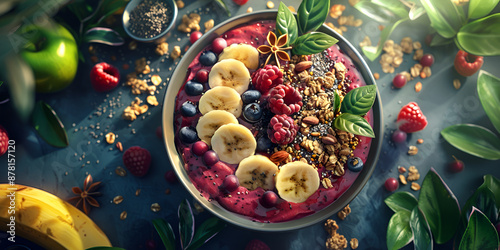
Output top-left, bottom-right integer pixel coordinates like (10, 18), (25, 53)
(128, 0), (173, 38)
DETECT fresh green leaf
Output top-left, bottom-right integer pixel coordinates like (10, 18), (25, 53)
(84, 27), (124, 46)
(178, 199), (195, 249)
(361, 18), (407, 61)
(214, 0), (231, 17)
(333, 113), (375, 138)
(297, 0), (329, 34)
(276, 2), (298, 46)
(86, 247), (126, 250)
(186, 217), (226, 250)
(292, 32), (338, 55)
(456, 14), (500, 56)
(468, 0), (499, 19)
(153, 219), (175, 250)
(463, 186), (499, 230)
(386, 210), (413, 250)
(409, 5), (426, 20)
(459, 207), (500, 250)
(333, 91), (341, 112)
(66, 0), (94, 22)
(410, 206), (433, 250)
(384, 191), (419, 213)
(93, 0), (128, 25)
(340, 85), (377, 115)
(353, 1), (402, 23)
(441, 124), (500, 160)
(32, 101), (69, 148)
(419, 0), (466, 38)
(372, 0), (409, 19)
(477, 71), (500, 134)
(430, 33), (454, 46)
(418, 168), (461, 244)
(2, 53), (35, 121)
(484, 175), (500, 208)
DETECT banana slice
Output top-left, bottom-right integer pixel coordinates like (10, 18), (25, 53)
(275, 161), (320, 203)
(235, 155), (279, 190)
(211, 124), (257, 164)
(199, 86), (243, 117)
(218, 43), (260, 70)
(196, 110), (238, 146)
(209, 59), (250, 94)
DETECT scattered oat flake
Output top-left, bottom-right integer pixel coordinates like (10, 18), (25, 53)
(105, 132), (116, 144)
(453, 79), (461, 89)
(147, 95), (159, 106)
(113, 195), (124, 204)
(350, 238), (359, 249)
(151, 203), (161, 212)
(151, 75), (162, 86)
(267, 1), (275, 8)
(120, 211), (127, 220)
(246, 7), (253, 12)
(399, 174), (407, 185)
(135, 189), (141, 196)
(115, 166), (127, 176)
(408, 145), (418, 155)
(415, 82), (422, 92)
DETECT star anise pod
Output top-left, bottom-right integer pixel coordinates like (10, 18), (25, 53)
(68, 174), (101, 215)
(257, 31), (292, 68)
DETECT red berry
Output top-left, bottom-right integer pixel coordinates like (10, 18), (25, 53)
(190, 31), (203, 44)
(164, 170), (178, 183)
(267, 114), (298, 145)
(0, 125), (9, 156)
(454, 50), (484, 77)
(192, 141), (209, 156)
(123, 146), (152, 177)
(203, 150), (219, 166)
(260, 191), (279, 208)
(396, 102), (428, 133)
(212, 38), (228, 54)
(268, 85), (303, 115)
(222, 175), (239, 192)
(232, 0), (249, 5)
(392, 74), (407, 89)
(251, 65), (283, 94)
(195, 69), (209, 83)
(419, 54), (434, 67)
(245, 239), (270, 250)
(391, 130), (407, 144)
(448, 156), (464, 173)
(90, 62), (120, 92)
(384, 177), (399, 192)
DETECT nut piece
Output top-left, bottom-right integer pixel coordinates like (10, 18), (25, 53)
(147, 95), (159, 106)
(116, 141), (123, 152)
(155, 42), (169, 55)
(115, 166), (127, 176)
(407, 166), (420, 181)
(337, 204), (351, 220)
(398, 166), (407, 173)
(408, 145), (418, 155)
(135, 189), (141, 196)
(453, 79), (461, 89)
(399, 174), (407, 185)
(415, 81), (422, 92)
(411, 182), (421, 191)
(113, 195), (124, 204)
(295, 61), (313, 72)
(204, 19), (214, 31)
(269, 151), (289, 164)
(322, 178), (334, 189)
(151, 75), (162, 86)
(171, 46), (181, 60)
(178, 13), (201, 33)
(246, 7), (253, 13)
(417, 139), (424, 144)
(176, 0), (185, 8)
(266, 1), (275, 8)
(120, 211), (127, 220)
(105, 132), (116, 144)
(350, 238), (359, 249)
(151, 203), (161, 212)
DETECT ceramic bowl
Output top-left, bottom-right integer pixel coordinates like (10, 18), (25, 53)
(162, 10), (383, 231)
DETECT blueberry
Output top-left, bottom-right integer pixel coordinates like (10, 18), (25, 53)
(256, 136), (272, 152)
(242, 103), (262, 123)
(181, 101), (197, 117)
(241, 90), (261, 104)
(179, 126), (198, 144)
(185, 81), (204, 96)
(347, 157), (363, 172)
(199, 51), (217, 66)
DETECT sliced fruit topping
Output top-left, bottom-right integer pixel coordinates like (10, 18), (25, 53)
(123, 146), (151, 177)
(241, 90), (261, 104)
(396, 102), (428, 133)
(267, 114), (298, 145)
(90, 62), (120, 92)
(454, 50), (483, 77)
(203, 150), (220, 166)
(198, 86), (243, 117)
(196, 110), (239, 146)
(275, 161), (320, 203)
(179, 126), (199, 144)
(199, 51), (218, 66)
(211, 124), (256, 164)
(260, 190), (279, 208)
(185, 80), (204, 96)
(209, 59), (251, 94)
(268, 84), (303, 115)
(243, 103), (262, 123)
(251, 64), (284, 94)
(235, 155), (278, 190)
(219, 43), (259, 70)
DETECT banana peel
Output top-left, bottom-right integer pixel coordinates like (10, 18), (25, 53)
(0, 184), (111, 249)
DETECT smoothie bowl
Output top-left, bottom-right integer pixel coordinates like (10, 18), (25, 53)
(162, 9), (383, 231)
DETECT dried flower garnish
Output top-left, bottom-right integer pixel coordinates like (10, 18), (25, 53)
(68, 174), (101, 215)
(257, 31), (291, 68)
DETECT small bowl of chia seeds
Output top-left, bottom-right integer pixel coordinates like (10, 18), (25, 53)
(123, 0), (178, 42)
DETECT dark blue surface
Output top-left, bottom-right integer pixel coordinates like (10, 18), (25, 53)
(1, 0), (499, 249)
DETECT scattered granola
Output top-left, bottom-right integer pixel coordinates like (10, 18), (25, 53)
(120, 211), (127, 220)
(350, 238), (359, 249)
(417, 139), (424, 144)
(453, 79), (461, 89)
(176, 0), (185, 9)
(178, 13), (201, 33)
(113, 195), (124, 204)
(337, 204), (351, 220)
(204, 19), (214, 31)
(267, 1), (275, 9)
(105, 132), (116, 144)
(135, 189), (141, 196)
(415, 81), (422, 92)
(155, 42), (169, 55)
(407, 166), (420, 181)
(151, 203), (161, 212)
(408, 145), (418, 155)
(324, 219), (348, 250)
(398, 166), (407, 173)
(151, 75), (162, 86)
(116, 141), (124, 152)
(147, 95), (159, 106)
(399, 174), (407, 185)
(246, 7), (253, 13)
(115, 166), (127, 176)
(171, 45), (181, 60)
(411, 182), (421, 191)
(330, 4), (346, 19)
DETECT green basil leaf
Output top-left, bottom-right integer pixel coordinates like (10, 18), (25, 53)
(371, 0), (409, 19)
(463, 186), (499, 230)
(468, 0), (499, 19)
(186, 217), (226, 250)
(418, 168), (461, 244)
(484, 175), (500, 208)
(178, 199), (195, 249)
(292, 32), (338, 55)
(277, 2), (298, 46)
(353, 1), (402, 23)
(477, 71), (500, 134)
(456, 13), (500, 56)
(419, 0), (465, 38)
(410, 206), (433, 250)
(384, 191), (418, 213)
(333, 91), (341, 112)
(430, 33), (454, 46)
(153, 219), (175, 250)
(84, 27), (124, 46)
(32, 101), (69, 148)
(333, 113), (375, 138)
(386, 210), (413, 250)
(361, 18), (407, 61)
(297, 0), (329, 34)
(441, 124), (500, 160)
(340, 85), (377, 115)
(459, 207), (500, 250)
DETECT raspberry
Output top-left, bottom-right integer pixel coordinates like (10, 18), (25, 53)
(90, 62), (120, 92)
(268, 85), (303, 115)
(267, 114), (298, 145)
(251, 65), (283, 94)
(396, 102), (428, 133)
(0, 125), (9, 156)
(123, 146), (152, 177)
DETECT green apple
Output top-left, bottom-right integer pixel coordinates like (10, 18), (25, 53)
(20, 22), (78, 93)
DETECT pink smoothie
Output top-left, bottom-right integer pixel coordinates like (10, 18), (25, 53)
(174, 20), (373, 223)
